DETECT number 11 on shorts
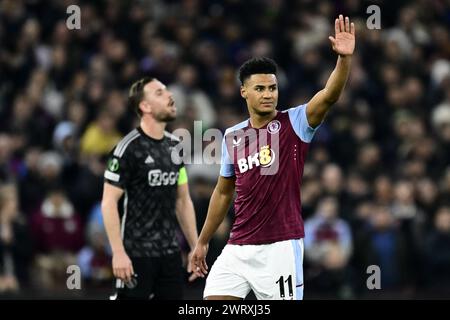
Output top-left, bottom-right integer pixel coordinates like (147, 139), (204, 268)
(276, 275), (293, 299)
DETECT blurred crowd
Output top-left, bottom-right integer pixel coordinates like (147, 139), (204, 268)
(0, 0), (449, 299)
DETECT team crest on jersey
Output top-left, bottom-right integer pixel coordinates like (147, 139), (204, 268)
(267, 120), (281, 134)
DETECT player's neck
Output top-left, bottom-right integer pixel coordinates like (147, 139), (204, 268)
(249, 110), (277, 129)
(140, 116), (166, 140)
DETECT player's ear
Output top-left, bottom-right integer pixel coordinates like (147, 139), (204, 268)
(139, 101), (151, 114)
(240, 86), (247, 99)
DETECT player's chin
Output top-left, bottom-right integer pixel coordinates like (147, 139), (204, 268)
(256, 106), (275, 115)
(166, 114), (176, 122)
(163, 110), (177, 122)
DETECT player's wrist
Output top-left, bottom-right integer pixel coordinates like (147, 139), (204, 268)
(189, 241), (197, 251)
(112, 247), (127, 255)
(197, 237), (209, 246)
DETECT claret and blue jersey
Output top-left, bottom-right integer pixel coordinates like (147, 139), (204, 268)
(220, 104), (320, 245)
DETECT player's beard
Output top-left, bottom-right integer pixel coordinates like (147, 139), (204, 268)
(155, 111), (176, 123)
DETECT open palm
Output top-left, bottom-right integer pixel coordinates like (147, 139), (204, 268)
(329, 15), (355, 56)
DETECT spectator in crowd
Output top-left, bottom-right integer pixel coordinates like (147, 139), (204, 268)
(77, 203), (113, 288)
(304, 197), (353, 298)
(0, 183), (33, 295)
(353, 205), (414, 297)
(80, 109), (123, 157)
(18, 151), (63, 216)
(168, 64), (217, 129)
(30, 188), (83, 290)
(423, 206), (450, 296)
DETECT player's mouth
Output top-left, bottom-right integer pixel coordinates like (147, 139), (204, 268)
(260, 101), (274, 107)
(168, 99), (175, 109)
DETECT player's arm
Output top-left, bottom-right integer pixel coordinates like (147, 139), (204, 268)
(175, 167), (200, 281)
(101, 182), (134, 283)
(176, 182), (198, 251)
(190, 176), (236, 278)
(306, 15), (355, 128)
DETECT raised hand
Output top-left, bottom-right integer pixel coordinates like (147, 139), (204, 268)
(329, 15), (355, 56)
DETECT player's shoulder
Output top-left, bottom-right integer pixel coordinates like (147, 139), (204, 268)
(112, 128), (141, 158)
(224, 119), (249, 136)
(281, 103), (307, 114)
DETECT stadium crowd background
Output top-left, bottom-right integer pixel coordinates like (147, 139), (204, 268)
(0, 0), (449, 299)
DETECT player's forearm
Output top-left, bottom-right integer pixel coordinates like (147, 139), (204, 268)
(101, 200), (126, 254)
(322, 55), (352, 104)
(176, 197), (198, 250)
(198, 188), (233, 245)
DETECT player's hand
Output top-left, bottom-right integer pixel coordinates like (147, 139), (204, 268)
(112, 250), (134, 283)
(186, 250), (200, 282)
(189, 242), (209, 280)
(329, 15), (355, 56)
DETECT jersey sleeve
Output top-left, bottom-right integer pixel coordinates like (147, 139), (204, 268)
(287, 103), (321, 143)
(220, 134), (235, 177)
(104, 147), (133, 189)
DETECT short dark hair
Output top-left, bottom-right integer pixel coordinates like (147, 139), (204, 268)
(238, 57), (278, 85)
(128, 77), (154, 117)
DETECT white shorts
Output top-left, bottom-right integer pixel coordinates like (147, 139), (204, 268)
(203, 238), (304, 300)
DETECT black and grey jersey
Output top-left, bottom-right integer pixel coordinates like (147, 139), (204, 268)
(104, 127), (185, 258)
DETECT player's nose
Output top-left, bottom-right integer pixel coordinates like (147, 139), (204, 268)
(262, 90), (272, 98)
